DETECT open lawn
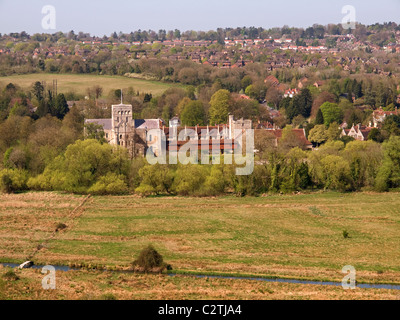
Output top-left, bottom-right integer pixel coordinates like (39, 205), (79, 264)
(1, 191), (400, 299)
(0, 73), (182, 97)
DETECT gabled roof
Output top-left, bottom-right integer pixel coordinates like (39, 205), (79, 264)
(272, 129), (312, 146)
(264, 75), (280, 86)
(85, 119), (112, 131)
(134, 119), (163, 130)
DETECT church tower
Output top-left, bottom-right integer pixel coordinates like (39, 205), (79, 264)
(111, 92), (133, 147)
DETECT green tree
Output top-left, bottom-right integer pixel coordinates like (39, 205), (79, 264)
(375, 136), (400, 191)
(135, 163), (174, 195)
(308, 125), (328, 146)
(172, 164), (208, 196)
(294, 88), (313, 118)
(368, 128), (384, 143)
(209, 89), (231, 125)
(245, 82), (267, 102)
(32, 81), (44, 102)
(311, 154), (353, 192)
(320, 102), (344, 126)
(36, 100), (51, 118)
(202, 165), (226, 195)
(241, 76), (252, 90)
(326, 122), (341, 141)
(343, 140), (382, 189)
(0, 169), (28, 193)
(315, 108), (324, 125)
(232, 98), (259, 120)
(27, 139), (130, 193)
(88, 173), (128, 195)
(53, 93), (69, 119)
(180, 101), (206, 126)
(9, 102), (29, 117)
(84, 123), (106, 143)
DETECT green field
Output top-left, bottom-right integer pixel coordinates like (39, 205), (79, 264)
(1, 191), (400, 288)
(0, 73), (181, 97)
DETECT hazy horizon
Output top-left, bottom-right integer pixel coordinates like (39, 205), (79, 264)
(0, 0), (400, 36)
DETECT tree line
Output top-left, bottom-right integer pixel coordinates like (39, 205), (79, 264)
(3, 22), (400, 44)
(2, 135), (400, 196)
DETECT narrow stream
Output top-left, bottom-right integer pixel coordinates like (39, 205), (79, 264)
(2, 263), (72, 272)
(3, 263), (400, 291)
(168, 274), (400, 291)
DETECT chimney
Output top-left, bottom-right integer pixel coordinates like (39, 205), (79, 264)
(228, 114), (234, 139)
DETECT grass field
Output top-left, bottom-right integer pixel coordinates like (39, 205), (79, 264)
(1, 191), (400, 299)
(0, 73), (182, 97)
(1, 267), (399, 300)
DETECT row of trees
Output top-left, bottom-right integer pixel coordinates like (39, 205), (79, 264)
(4, 22), (400, 43)
(3, 136), (400, 195)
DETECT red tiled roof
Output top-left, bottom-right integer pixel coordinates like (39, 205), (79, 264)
(264, 75), (280, 86)
(272, 129), (312, 146)
(168, 140), (237, 151)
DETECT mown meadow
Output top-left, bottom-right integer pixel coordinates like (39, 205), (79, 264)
(1, 191), (400, 287)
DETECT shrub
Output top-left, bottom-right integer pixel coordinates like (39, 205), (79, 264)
(3, 269), (19, 281)
(375, 161), (391, 192)
(375, 137), (400, 191)
(201, 166), (226, 196)
(135, 163), (174, 196)
(316, 155), (353, 192)
(101, 293), (118, 300)
(0, 169), (28, 193)
(343, 230), (349, 239)
(88, 173), (128, 195)
(172, 164), (208, 196)
(56, 223), (67, 231)
(132, 245), (169, 273)
(0, 173), (13, 193)
(135, 184), (156, 196)
(28, 140), (130, 194)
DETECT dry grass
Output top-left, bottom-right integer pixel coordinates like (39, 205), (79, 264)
(1, 191), (400, 288)
(1, 267), (399, 300)
(0, 192), (86, 262)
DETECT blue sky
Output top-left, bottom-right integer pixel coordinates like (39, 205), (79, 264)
(0, 0), (399, 35)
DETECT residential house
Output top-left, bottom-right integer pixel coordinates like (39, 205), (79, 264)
(341, 124), (373, 141)
(372, 107), (399, 127)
